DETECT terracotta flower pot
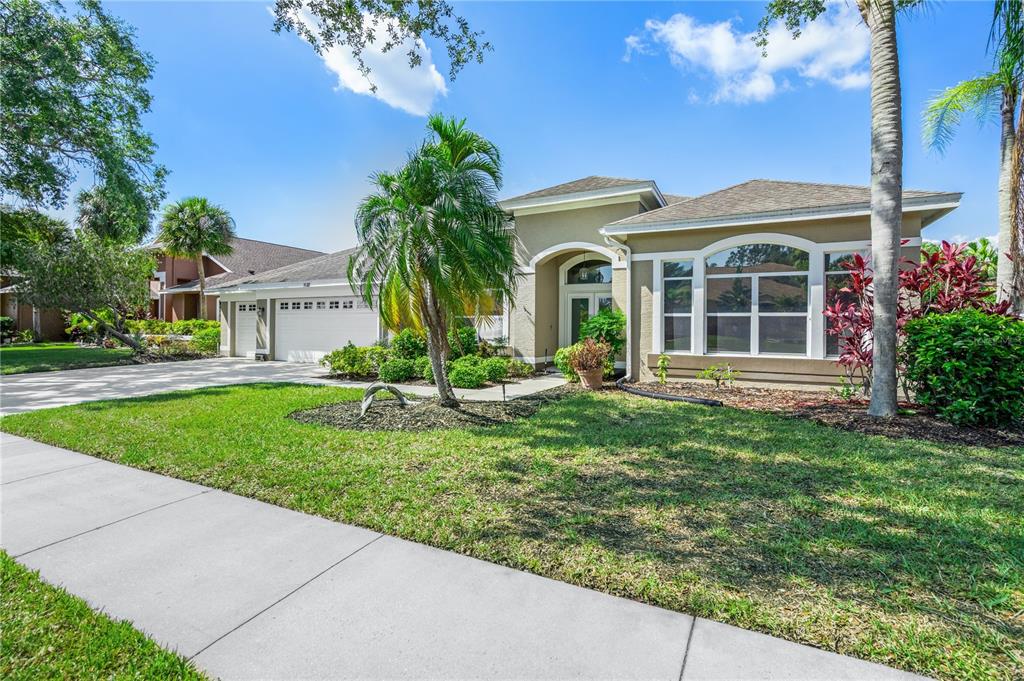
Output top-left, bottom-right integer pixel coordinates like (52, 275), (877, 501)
(578, 367), (604, 390)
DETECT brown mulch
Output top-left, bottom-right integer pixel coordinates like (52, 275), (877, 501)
(290, 387), (571, 432)
(632, 381), (1024, 448)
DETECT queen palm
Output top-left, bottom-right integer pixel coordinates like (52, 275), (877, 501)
(349, 115), (518, 407)
(923, 0), (1023, 307)
(157, 197), (235, 320)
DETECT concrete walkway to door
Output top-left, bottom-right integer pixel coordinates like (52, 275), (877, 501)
(2, 433), (925, 680)
(0, 357), (566, 415)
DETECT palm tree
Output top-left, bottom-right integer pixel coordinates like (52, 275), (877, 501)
(349, 115), (518, 407)
(923, 0), (1023, 306)
(759, 0), (920, 417)
(157, 197), (235, 320)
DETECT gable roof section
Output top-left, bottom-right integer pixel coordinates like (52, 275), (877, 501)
(209, 247), (360, 291)
(500, 175), (667, 212)
(603, 180), (960, 233)
(162, 237), (324, 292)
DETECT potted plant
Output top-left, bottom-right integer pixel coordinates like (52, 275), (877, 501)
(569, 338), (610, 390)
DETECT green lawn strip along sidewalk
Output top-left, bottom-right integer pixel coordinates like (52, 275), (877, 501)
(0, 551), (207, 679)
(2, 383), (1021, 680)
(0, 342), (134, 375)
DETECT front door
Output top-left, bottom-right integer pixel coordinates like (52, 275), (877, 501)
(564, 293), (613, 345)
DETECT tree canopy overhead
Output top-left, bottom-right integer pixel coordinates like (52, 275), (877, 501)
(0, 0), (166, 216)
(271, 0), (490, 89)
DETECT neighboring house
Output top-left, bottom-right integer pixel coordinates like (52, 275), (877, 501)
(0, 277), (64, 340)
(213, 176), (960, 385)
(152, 237), (324, 321)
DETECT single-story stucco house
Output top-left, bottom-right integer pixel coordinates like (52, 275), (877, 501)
(211, 176), (960, 384)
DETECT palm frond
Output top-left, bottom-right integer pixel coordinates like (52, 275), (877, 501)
(922, 74), (1002, 153)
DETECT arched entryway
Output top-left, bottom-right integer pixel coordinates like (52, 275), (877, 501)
(558, 254), (613, 346)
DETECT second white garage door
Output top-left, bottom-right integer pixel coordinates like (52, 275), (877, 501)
(274, 297), (378, 363)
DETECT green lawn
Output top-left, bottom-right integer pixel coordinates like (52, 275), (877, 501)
(0, 342), (134, 375)
(0, 551), (207, 679)
(2, 384), (1021, 680)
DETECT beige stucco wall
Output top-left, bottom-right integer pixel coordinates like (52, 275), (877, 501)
(514, 202), (643, 263)
(632, 260), (654, 381)
(624, 214), (924, 254)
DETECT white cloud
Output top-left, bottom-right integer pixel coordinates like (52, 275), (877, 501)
(293, 11), (447, 116)
(626, 2), (869, 104)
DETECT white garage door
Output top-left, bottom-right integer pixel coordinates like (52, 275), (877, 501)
(235, 302), (258, 358)
(274, 297), (378, 363)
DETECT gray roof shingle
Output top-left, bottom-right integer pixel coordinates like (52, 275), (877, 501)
(163, 237), (324, 292)
(502, 176), (655, 203)
(210, 247), (360, 289)
(608, 180), (958, 228)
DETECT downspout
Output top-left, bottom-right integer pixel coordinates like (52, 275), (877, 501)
(604, 233), (632, 382)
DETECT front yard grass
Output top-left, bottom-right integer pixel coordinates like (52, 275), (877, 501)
(0, 551), (207, 679)
(2, 383), (1021, 680)
(0, 342), (134, 375)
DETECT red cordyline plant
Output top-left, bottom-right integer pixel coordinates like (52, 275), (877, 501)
(824, 241), (1013, 396)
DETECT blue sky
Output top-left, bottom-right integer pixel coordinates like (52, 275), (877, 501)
(88, 1), (1002, 251)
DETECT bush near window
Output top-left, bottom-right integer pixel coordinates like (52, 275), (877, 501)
(0, 316), (15, 341)
(902, 309), (1024, 426)
(481, 356), (509, 382)
(579, 308), (626, 358)
(567, 338), (611, 375)
(507, 359), (533, 378)
(188, 327), (220, 355)
(391, 329), (427, 360)
(448, 356), (488, 389)
(447, 325), (478, 359)
(320, 343), (376, 378)
(379, 358), (418, 383)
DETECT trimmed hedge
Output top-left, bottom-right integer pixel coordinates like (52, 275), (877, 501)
(448, 356), (488, 388)
(378, 358), (418, 383)
(189, 327), (220, 355)
(902, 309), (1024, 426)
(391, 329), (427, 360)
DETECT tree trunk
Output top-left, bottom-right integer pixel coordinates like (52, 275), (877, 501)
(83, 310), (143, 352)
(420, 284), (458, 407)
(996, 85), (1017, 304)
(196, 255), (207, 321)
(864, 0), (902, 418)
(1009, 94), (1024, 312)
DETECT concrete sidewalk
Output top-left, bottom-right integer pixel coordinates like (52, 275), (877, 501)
(0, 357), (566, 415)
(1, 433), (923, 680)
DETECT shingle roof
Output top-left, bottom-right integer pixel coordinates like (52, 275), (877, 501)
(210, 247), (360, 289)
(662, 193), (691, 205)
(163, 237), (324, 292)
(502, 176), (655, 203)
(608, 180), (958, 227)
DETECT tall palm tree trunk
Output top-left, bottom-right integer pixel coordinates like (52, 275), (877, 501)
(1011, 99), (1024, 311)
(997, 85), (1018, 304)
(195, 255), (207, 321)
(864, 0), (902, 418)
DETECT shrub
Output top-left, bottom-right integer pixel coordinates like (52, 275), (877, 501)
(391, 329), (427, 360)
(580, 308), (626, 358)
(15, 329), (36, 344)
(902, 309), (1024, 426)
(657, 354), (670, 385)
(568, 338), (610, 374)
(0, 316), (15, 341)
(553, 346), (578, 382)
(481, 356), (509, 382)
(448, 357), (488, 389)
(169, 319), (218, 336)
(415, 356), (433, 383)
(378, 358), (417, 383)
(189, 327), (220, 355)
(126, 318), (171, 335)
(506, 359), (533, 379)
(320, 343), (376, 378)
(696, 363), (741, 389)
(447, 325), (478, 359)
(366, 344), (391, 371)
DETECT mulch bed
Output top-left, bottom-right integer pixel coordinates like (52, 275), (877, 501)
(290, 387), (572, 432)
(632, 381), (1024, 447)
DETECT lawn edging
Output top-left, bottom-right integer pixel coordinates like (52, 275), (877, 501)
(615, 376), (723, 406)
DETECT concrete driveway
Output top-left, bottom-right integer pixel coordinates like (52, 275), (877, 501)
(0, 358), (332, 415)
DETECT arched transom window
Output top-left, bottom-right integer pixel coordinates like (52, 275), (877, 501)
(704, 244), (809, 355)
(565, 259), (612, 285)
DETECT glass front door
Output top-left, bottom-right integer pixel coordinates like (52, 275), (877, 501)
(567, 293), (613, 344)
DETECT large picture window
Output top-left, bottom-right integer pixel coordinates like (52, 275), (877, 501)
(566, 259), (612, 284)
(662, 260), (693, 352)
(704, 244), (809, 355)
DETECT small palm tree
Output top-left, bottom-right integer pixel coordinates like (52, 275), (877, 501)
(923, 0), (1023, 305)
(157, 197), (235, 320)
(349, 115), (518, 407)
